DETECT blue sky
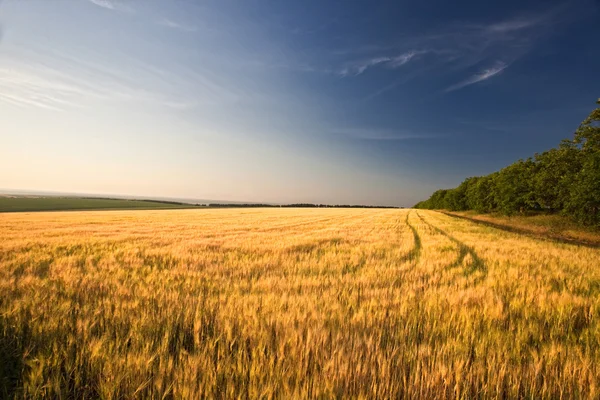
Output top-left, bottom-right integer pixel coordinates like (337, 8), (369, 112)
(1, 0), (598, 206)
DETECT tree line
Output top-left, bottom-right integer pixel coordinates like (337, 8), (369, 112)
(414, 100), (600, 227)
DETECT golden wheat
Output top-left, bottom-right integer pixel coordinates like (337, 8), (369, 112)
(0, 208), (599, 398)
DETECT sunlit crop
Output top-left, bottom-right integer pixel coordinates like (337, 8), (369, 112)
(1, 208), (599, 398)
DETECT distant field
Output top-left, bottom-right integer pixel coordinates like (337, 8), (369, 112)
(1, 209), (599, 398)
(0, 197), (196, 212)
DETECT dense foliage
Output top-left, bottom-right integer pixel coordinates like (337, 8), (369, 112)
(415, 100), (600, 227)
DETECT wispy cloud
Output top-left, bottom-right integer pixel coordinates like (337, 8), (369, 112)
(339, 50), (421, 77)
(0, 67), (89, 111)
(388, 51), (419, 68)
(88, 0), (115, 10)
(486, 17), (540, 33)
(0, 43), (249, 112)
(483, 5), (568, 35)
(333, 127), (440, 141)
(455, 117), (509, 133)
(161, 100), (198, 110)
(339, 57), (390, 77)
(335, 12), (547, 81)
(329, 5), (564, 97)
(445, 62), (507, 92)
(87, 0), (133, 13)
(159, 19), (197, 32)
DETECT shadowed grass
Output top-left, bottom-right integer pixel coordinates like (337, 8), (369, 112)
(0, 315), (25, 399)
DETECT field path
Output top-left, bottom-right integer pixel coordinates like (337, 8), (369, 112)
(416, 212), (486, 278)
(400, 211), (422, 263)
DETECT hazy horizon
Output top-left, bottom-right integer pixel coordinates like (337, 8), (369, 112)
(1, 0), (599, 207)
(0, 187), (407, 207)
(0, 187), (308, 206)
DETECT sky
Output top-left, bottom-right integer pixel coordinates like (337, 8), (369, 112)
(0, 0), (599, 206)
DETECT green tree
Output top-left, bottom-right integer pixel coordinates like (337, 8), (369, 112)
(533, 142), (581, 212)
(573, 99), (600, 153)
(493, 159), (539, 215)
(567, 100), (600, 226)
(466, 174), (498, 213)
(413, 99), (599, 225)
(447, 177), (478, 211)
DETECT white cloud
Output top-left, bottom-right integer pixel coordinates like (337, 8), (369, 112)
(339, 51), (420, 77)
(0, 67), (94, 111)
(88, 0), (115, 10)
(339, 57), (390, 77)
(0, 46), (245, 112)
(162, 100), (198, 110)
(159, 19), (197, 33)
(388, 51), (419, 68)
(485, 10), (555, 35)
(87, 0), (133, 13)
(333, 127), (439, 141)
(445, 62), (507, 92)
(487, 18), (538, 33)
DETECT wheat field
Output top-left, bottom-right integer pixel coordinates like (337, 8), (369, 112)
(0, 208), (599, 399)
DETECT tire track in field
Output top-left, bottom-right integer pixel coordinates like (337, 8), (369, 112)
(416, 212), (487, 278)
(399, 211), (422, 263)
